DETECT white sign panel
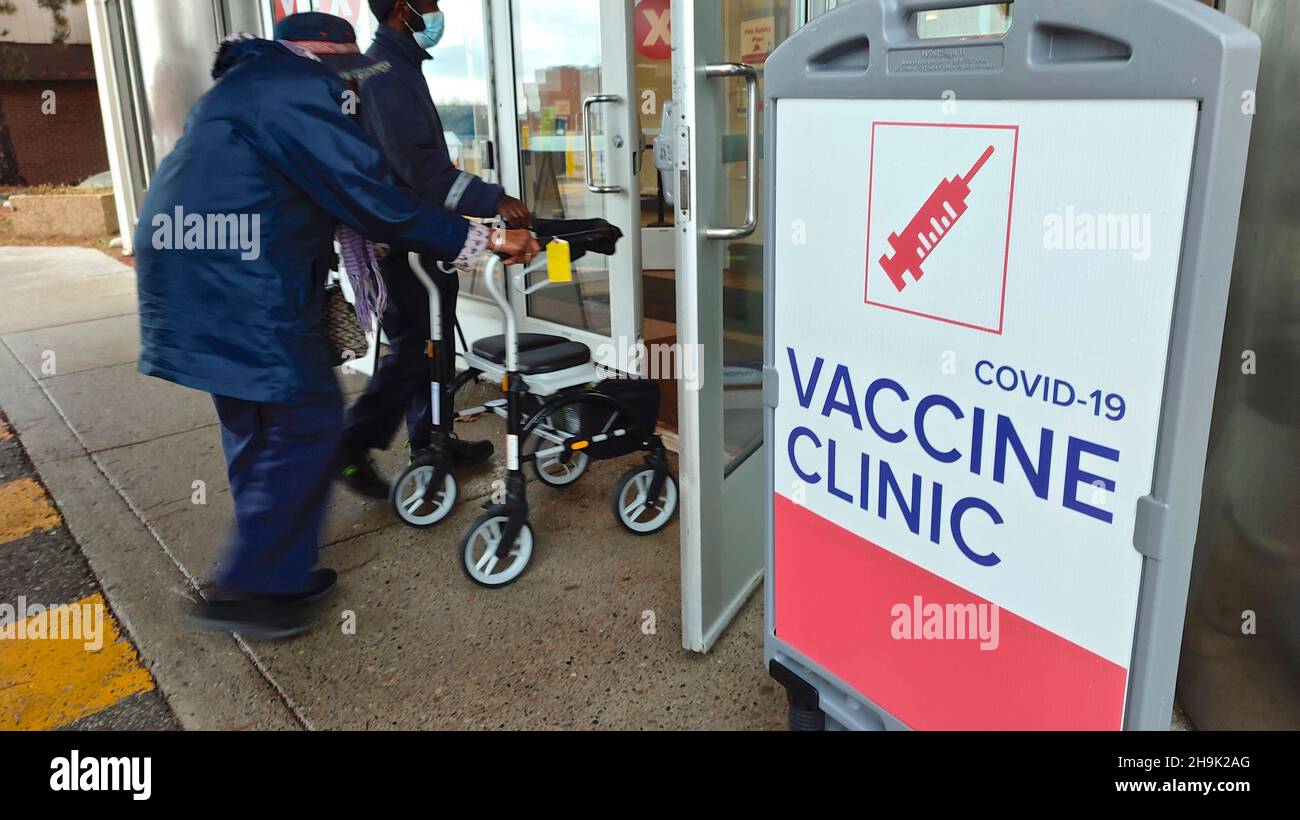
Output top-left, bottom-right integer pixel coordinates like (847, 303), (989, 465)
(772, 98), (1197, 729)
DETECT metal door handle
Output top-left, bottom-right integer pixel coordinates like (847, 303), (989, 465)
(703, 63), (758, 240)
(583, 94), (622, 194)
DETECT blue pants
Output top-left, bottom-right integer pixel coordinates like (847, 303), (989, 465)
(212, 392), (343, 595)
(342, 252), (456, 453)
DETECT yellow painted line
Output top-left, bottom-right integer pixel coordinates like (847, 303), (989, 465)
(0, 592), (155, 730)
(0, 478), (62, 544)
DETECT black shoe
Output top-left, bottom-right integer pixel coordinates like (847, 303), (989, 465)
(205, 569), (338, 606)
(190, 596), (315, 641)
(277, 568), (338, 604)
(338, 449), (390, 500)
(410, 438), (494, 467)
(451, 438), (494, 466)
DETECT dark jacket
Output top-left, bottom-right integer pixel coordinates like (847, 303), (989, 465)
(362, 26), (504, 216)
(135, 39), (475, 404)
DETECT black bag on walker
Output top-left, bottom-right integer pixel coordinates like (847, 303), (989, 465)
(581, 376), (661, 459)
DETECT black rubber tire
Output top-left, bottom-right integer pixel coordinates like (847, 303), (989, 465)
(527, 443), (590, 488)
(459, 512), (534, 589)
(611, 465), (679, 535)
(389, 465), (457, 529)
(524, 405), (589, 489)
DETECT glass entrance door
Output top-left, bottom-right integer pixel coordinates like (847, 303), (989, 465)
(673, 0), (802, 652)
(464, 0), (643, 374)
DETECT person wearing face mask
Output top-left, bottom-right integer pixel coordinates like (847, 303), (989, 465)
(337, 0), (534, 499)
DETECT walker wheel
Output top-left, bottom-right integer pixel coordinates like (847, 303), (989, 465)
(529, 441), (590, 488)
(612, 465), (678, 535)
(460, 513), (534, 588)
(525, 406), (589, 488)
(391, 465), (457, 528)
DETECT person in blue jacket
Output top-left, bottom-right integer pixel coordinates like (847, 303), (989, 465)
(134, 31), (538, 639)
(335, 0), (534, 499)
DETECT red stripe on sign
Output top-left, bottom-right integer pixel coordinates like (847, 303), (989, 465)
(773, 494), (1128, 730)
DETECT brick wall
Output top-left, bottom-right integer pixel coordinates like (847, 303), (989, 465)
(0, 80), (109, 186)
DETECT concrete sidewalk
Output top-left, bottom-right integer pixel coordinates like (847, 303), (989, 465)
(0, 246), (784, 730)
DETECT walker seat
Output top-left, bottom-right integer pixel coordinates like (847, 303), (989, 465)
(470, 333), (592, 375)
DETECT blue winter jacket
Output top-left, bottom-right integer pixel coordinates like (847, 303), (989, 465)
(135, 39), (475, 404)
(361, 26), (504, 216)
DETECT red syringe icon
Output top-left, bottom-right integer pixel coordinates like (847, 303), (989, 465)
(879, 145), (996, 293)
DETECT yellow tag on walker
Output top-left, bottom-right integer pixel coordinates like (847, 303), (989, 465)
(547, 239), (573, 283)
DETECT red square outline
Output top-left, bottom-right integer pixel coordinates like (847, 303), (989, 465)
(865, 121), (1020, 336)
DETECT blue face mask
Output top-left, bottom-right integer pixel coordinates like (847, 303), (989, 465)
(406, 5), (446, 50)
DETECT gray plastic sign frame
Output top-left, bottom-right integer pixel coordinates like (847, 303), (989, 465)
(762, 0), (1260, 731)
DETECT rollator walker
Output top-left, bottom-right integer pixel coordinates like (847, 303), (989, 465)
(396, 218), (679, 588)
